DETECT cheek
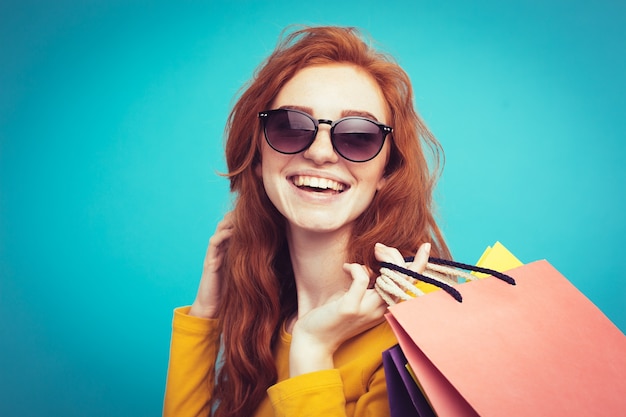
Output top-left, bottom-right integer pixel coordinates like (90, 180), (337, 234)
(254, 132), (273, 178)
(256, 140), (274, 179)
(354, 166), (387, 194)
(369, 150), (391, 191)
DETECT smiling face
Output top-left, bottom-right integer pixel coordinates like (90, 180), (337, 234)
(257, 64), (391, 236)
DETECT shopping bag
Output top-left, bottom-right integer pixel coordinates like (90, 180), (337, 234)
(382, 344), (435, 417)
(471, 241), (523, 277)
(384, 260), (626, 416)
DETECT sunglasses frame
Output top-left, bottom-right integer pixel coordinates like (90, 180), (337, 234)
(258, 108), (393, 163)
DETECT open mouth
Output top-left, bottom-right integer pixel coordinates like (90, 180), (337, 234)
(291, 175), (347, 194)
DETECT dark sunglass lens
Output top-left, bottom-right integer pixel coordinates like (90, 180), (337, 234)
(265, 110), (316, 153)
(332, 119), (384, 162)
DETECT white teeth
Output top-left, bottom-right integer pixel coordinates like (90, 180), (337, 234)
(292, 175), (345, 192)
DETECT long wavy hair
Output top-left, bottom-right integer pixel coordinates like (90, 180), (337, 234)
(211, 26), (450, 416)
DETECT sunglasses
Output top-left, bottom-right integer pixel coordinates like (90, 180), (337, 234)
(258, 108), (393, 162)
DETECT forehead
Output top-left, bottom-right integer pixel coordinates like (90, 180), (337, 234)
(271, 64), (390, 124)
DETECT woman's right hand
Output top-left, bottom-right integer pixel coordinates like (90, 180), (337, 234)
(188, 212), (234, 319)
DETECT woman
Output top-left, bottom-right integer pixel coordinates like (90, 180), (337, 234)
(164, 26), (450, 417)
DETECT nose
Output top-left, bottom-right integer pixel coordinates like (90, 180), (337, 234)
(302, 124), (339, 165)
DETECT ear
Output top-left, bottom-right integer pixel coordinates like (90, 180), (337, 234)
(254, 161), (262, 178)
(376, 175), (387, 191)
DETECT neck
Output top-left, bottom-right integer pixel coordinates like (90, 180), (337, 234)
(287, 225), (352, 317)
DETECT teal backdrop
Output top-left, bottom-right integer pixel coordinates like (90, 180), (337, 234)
(1, 0), (624, 415)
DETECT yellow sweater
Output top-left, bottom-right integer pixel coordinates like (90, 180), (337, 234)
(163, 306), (397, 416)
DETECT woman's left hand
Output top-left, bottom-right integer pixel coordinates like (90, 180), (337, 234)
(289, 262), (387, 376)
(288, 242), (431, 377)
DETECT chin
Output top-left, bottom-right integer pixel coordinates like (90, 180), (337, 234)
(289, 217), (354, 234)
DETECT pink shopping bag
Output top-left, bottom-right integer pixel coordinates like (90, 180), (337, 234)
(385, 260), (626, 416)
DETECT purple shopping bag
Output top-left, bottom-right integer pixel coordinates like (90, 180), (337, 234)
(382, 344), (436, 417)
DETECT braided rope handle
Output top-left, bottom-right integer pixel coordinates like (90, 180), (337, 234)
(375, 257), (516, 306)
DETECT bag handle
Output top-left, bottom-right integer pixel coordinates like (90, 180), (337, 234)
(376, 257), (516, 305)
(426, 257), (517, 285)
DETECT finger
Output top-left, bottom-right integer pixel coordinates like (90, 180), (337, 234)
(407, 242), (431, 273)
(208, 226), (234, 250)
(216, 212), (235, 233)
(342, 263), (372, 309)
(204, 230), (233, 265)
(374, 242), (406, 265)
(362, 288), (388, 312)
(341, 272), (387, 328)
(204, 215), (235, 270)
(210, 213), (235, 248)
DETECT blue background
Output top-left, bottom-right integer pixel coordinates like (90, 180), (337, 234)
(1, 0), (624, 415)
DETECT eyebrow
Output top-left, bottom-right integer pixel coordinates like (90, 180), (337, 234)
(278, 105), (381, 122)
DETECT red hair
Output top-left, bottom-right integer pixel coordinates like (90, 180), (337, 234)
(212, 26), (450, 416)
